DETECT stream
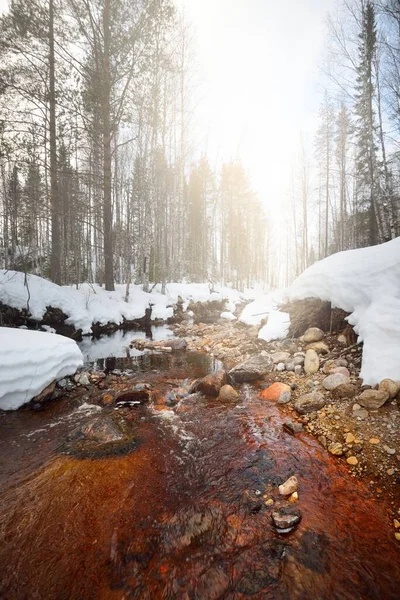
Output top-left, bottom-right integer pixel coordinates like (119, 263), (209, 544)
(1, 329), (400, 599)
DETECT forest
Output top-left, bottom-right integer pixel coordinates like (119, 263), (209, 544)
(0, 0), (399, 293)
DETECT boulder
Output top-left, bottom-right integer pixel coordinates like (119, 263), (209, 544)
(218, 385), (239, 402)
(294, 391), (326, 415)
(191, 370), (227, 396)
(303, 327), (324, 343)
(379, 379), (400, 399)
(259, 382), (291, 402)
(229, 353), (273, 383)
(331, 367), (350, 378)
(322, 373), (350, 391)
(304, 349), (320, 375)
(358, 389), (389, 410)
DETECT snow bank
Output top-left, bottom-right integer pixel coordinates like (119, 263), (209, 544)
(0, 328), (83, 410)
(258, 310), (290, 342)
(0, 272), (257, 335)
(238, 290), (289, 341)
(288, 237), (400, 384)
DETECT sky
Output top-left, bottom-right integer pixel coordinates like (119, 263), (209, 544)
(179, 0), (337, 214)
(0, 0), (337, 215)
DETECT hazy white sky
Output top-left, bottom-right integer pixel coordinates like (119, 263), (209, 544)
(0, 0), (337, 212)
(180, 0), (337, 211)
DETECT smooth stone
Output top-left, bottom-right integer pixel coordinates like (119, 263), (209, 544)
(278, 391), (292, 404)
(260, 382), (291, 402)
(333, 383), (357, 399)
(283, 421), (304, 435)
(218, 385), (239, 402)
(322, 373), (350, 391)
(276, 362), (286, 372)
(346, 456), (358, 466)
(294, 391), (326, 415)
(279, 476), (298, 496)
(303, 327), (325, 343)
(379, 379), (400, 399)
(190, 370), (228, 396)
(358, 389), (389, 409)
(304, 350), (320, 375)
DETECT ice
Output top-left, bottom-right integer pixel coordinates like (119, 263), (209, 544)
(0, 328), (83, 410)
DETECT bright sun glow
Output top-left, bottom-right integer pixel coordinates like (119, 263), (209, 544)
(180, 0), (336, 215)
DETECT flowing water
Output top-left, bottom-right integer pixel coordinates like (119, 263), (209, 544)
(1, 341), (400, 599)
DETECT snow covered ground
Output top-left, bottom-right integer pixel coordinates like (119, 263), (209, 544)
(288, 237), (400, 385)
(0, 271), (259, 334)
(0, 328), (83, 410)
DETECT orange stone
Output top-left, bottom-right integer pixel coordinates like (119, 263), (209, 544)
(259, 382), (291, 402)
(102, 394), (114, 405)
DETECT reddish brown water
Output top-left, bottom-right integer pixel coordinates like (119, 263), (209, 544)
(1, 352), (400, 599)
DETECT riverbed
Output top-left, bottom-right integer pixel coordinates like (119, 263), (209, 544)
(1, 334), (400, 599)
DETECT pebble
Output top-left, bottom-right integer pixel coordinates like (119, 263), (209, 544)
(395, 533), (400, 541)
(394, 519), (400, 529)
(387, 468), (395, 476)
(323, 373), (350, 391)
(383, 445), (396, 455)
(276, 362), (286, 372)
(369, 438), (380, 445)
(294, 365), (303, 376)
(271, 508), (302, 532)
(328, 442), (344, 456)
(303, 327), (325, 343)
(264, 498), (274, 506)
(346, 456), (358, 466)
(345, 433), (356, 444)
(278, 476), (298, 496)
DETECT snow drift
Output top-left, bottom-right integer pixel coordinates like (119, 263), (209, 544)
(288, 237), (400, 385)
(0, 328), (83, 410)
(0, 271), (255, 334)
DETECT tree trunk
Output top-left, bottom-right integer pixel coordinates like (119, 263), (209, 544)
(49, 0), (61, 284)
(102, 0), (114, 291)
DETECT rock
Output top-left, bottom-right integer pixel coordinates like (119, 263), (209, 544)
(323, 359), (348, 374)
(278, 475), (298, 496)
(294, 391), (326, 415)
(331, 367), (351, 378)
(164, 338), (188, 351)
(332, 383), (357, 399)
(303, 327), (324, 343)
(283, 421), (304, 435)
(304, 350), (319, 375)
(322, 373), (350, 391)
(345, 432), (356, 444)
(337, 334), (347, 345)
(191, 370), (228, 396)
(293, 356), (305, 366)
(289, 492), (299, 502)
(260, 382), (291, 402)
(33, 381), (57, 403)
(369, 438), (380, 445)
(353, 408), (369, 419)
(74, 372), (90, 386)
(115, 387), (151, 404)
(218, 385), (239, 402)
(352, 403), (362, 411)
(294, 365), (303, 376)
(57, 378), (68, 389)
(102, 394), (114, 405)
(358, 389), (389, 410)
(328, 442), (344, 456)
(271, 351), (291, 365)
(305, 342), (330, 355)
(276, 362), (286, 372)
(346, 456), (358, 466)
(383, 445), (396, 455)
(229, 353), (273, 383)
(278, 391), (292, 404)
(271, 508), (301, 532)
(379, 379), (400, 399)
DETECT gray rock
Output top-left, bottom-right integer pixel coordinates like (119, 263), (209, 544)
(304, 349), (320, 375)
(283, 421), (304, 435)
(294, 365), (303, 376)
(276, 362), (286, 372)
(271, 508), (301, 532)
(229, 353), (273, 383)
(278, 391), (292, 404)
(303, 327), (324, 343)
(358, 389), (389, 409)
(294, 391), (326, 415)
(293, 356), (305, 366)
(322, 373), (350, 391)
(271, 351), (291, 365)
